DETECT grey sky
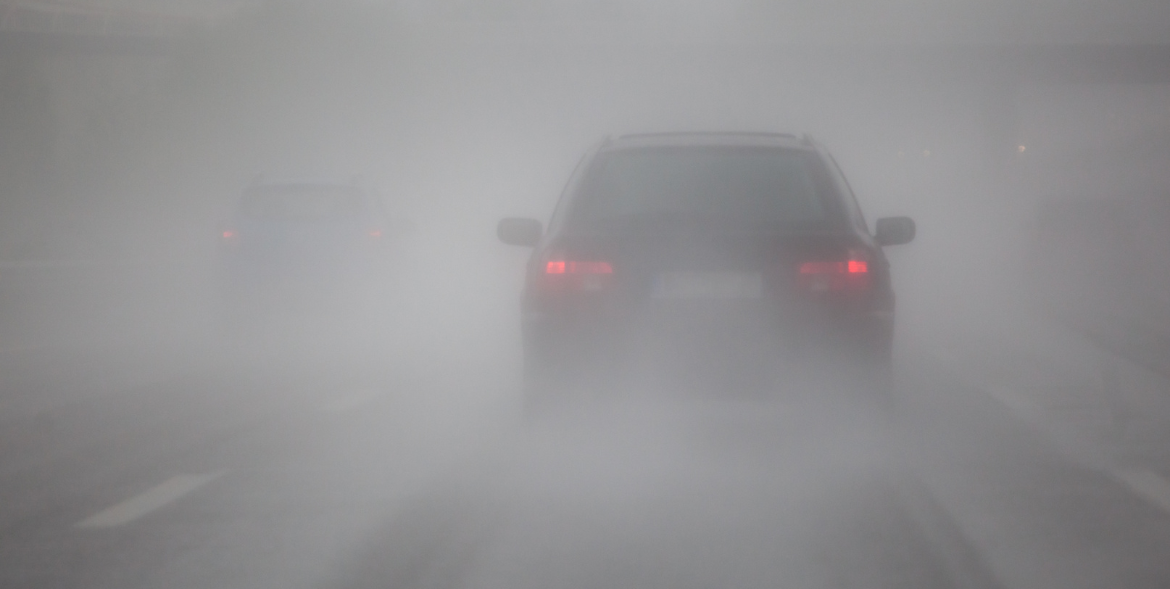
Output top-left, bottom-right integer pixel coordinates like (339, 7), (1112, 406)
(392, 0), (1170, 45)
(10, 0), (1169, 44)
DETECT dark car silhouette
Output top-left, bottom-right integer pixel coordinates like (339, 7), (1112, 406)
(218, 179), (392, 328)
(498, 133), (916, 403)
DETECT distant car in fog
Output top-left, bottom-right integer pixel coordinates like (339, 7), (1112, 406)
(498, 132), (915, 401)
(218, 178), (395, 325)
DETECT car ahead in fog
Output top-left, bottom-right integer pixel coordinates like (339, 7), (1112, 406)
(218, 178), (393, 325)
(498, 132), (915, 398)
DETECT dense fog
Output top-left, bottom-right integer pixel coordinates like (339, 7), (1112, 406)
(1, 2), (1169, 588)
(2, 3), (1168, 345)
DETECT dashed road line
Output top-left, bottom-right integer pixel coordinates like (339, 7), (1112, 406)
(1112, 469), (1170, 516)
(76, 471), (226, 529)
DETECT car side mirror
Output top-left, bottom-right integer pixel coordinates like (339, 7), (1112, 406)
(875, 216), (916, 246)
(497, 217), (542, 247)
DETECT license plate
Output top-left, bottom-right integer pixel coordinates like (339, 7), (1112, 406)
(652, 271), (763, 299)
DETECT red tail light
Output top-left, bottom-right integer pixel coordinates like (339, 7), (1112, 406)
(540, 258), (614, 292)
(545, 260), (613, 275)
(220, 229), (239, 246)
(798, 250), (871, 292)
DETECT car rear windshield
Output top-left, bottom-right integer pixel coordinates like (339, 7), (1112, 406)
(241, 185), (367, 221)
(569, 147), (832, 228)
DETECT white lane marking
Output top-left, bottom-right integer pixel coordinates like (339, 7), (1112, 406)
(1113, 469), (1170, 515)
(321, 388), (384, 413)
(931, 344), (1170, 517)
(76, 471), (226, 529)
(927, 346), (1037, 414)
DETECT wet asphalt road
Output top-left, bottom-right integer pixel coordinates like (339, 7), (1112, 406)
(2, 233), (1170, 589)
(1, 327), (1169, 589)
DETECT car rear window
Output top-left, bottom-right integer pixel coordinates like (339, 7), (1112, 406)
(241, 185), (367, 221)
(570, 147), (830, 227)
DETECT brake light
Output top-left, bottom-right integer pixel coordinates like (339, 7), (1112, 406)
(798, 260), (867, 275)
(545, 260), (612, 275)
(220, 229), (239, 246)
(798, 250), (871, 292)
(540, 258), (614, 292)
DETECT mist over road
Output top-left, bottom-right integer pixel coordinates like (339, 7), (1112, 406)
(0, 221), (1167, 588)
(1, 3), (1169, 588)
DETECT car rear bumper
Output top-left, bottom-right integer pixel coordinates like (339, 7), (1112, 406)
(522, 297), (894, 369)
